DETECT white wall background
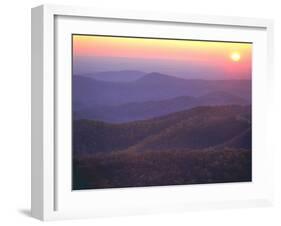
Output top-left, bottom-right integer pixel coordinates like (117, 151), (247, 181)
(0, 0), (280, 225)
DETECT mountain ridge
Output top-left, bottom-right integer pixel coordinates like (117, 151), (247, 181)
(74, 91), (249, 122)
(73, 72), (251, 112)
(81, 70), (146, 82)
(73, 105), (251, 155)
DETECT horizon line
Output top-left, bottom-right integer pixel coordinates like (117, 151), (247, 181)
(73, 71), (252, 81)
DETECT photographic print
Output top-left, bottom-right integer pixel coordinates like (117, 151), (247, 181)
(72, 35), (252, 190)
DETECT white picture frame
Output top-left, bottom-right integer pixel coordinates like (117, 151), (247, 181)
(31, 4), (274, 221)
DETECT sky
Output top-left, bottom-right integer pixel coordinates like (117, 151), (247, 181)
(72, 35), (252, 80)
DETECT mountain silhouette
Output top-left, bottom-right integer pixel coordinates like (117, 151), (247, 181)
(73, 72), (251, 110)
(74, 91), (248, 122)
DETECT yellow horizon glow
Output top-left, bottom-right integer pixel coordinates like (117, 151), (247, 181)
(73, 35), (251, 61)
(73, 35), (252, 79)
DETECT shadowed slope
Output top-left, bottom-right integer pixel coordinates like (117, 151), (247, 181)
(73, 105), (251, 155)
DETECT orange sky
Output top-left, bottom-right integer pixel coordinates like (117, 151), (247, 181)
(73, 35), (252, 79)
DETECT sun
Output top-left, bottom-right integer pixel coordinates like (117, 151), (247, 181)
(230, 52), (241, 62)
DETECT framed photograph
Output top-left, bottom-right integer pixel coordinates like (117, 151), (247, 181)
(31, 4), (274, 221)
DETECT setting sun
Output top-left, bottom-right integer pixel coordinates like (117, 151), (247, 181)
(230, 52), (241, 62)
(73, 35), (252, 79)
